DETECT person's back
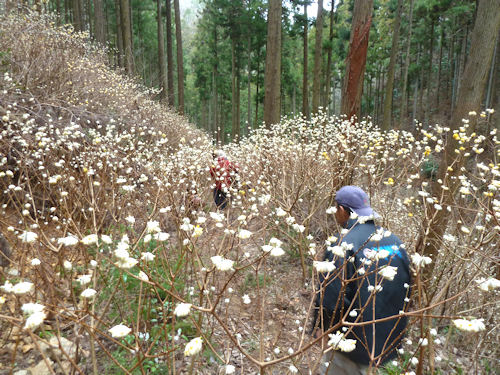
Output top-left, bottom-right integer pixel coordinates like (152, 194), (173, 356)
(210, 150), (238, 209)
(210, 156), (237, 191)
(320, 219), (411, 365)
(314, 186), (411, 374)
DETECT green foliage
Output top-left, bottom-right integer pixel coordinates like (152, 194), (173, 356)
(422, 155), (439, 180)
(241, 272), (271, 292)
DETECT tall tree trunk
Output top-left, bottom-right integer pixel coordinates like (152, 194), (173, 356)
(485, 31), (498, 110)
(86, 0), (92, 35)
(236, 72), (241, 138)
(455, 25), (468, 104)
(311, 0), (324, 114)
(412, 77), (418, 128)
(120, 0), (133, 74)
(302, 3), (309, 118)
(166, 0), (175, 107)
(65, 0), (71, 23)
(247, 35), (252, 134)
(425, 18), (435, 123)
(104, 0), (110, 47)
(231, 38), (238, 140)
(381, 0), (403, 130)
(492, 32), (500, 132)
(417, 45), (424, 122)
(436, 24), (444, 109)
(202, 98), (208, 130)
(417, 0), (500, 276)
(157, 0), (168, 102)
(400, 0), (413, 124)
(263, 0), (282, 127)
(332, 79), (336, 115)
(255, 56), (260, 128)
(324, 1), (336, 112)
(341, 0), (373, 121)
(55, 0), (61, 24)
(213, 26), (219, 142)
(72, 0), (82, 31)
(368, 74), (372, 114)
(450, 21), (457, 111)
(213, 68), (218, 141)
(380, 70), (385, 121)
(94, 0), (106, 45)
(173, 0), (184, 114)
(375, 65), (380, 123)
(114, 0), (124, 67)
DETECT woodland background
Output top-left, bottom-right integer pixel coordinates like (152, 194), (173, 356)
(5, 0), (498, 142)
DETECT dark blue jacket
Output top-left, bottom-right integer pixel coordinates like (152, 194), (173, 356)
(315, 219), (411, 365)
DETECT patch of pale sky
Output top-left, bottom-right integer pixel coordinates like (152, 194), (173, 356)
(179, 1), (334, 21)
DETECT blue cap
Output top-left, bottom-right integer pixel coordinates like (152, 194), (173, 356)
(335, 186), (380, 218)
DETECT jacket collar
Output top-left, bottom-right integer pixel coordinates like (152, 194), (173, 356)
(344, 218), (375, 229)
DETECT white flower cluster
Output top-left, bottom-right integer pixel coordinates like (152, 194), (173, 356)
(313, 260), (336, 273)
(411, 253), (432, 268)
(174, 303), (192, 317)
(113, 236), (138, 269)
(22, 302), (46, 330)
(1, 280), (34, 295)
(452, 318), (485, 332)
(184, 337), (203, 356)
(108, 324), (132, 338)
(327, 331), (357, 352)
(211, 255), (234, 271)
(378, 265), (398, 281)
(475, 277), (500, 292)
(261, 237), (285, 257)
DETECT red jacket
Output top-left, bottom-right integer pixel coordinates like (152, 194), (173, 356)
(210, 157), (238, 190)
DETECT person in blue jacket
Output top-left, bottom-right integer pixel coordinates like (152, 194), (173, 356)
(313, 186), (411, 375)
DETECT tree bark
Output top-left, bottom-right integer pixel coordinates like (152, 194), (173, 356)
(55, 0), (62, 24)
(157, 0), (168, 102)
(114, 0), (123, 67)
(166, 0), (175, 107)
(231, 37), (239, 140)
(418, 44), (424, 122)
(94, 0), (106, 45)
(311, 0), (324, 114)
(120, 0), (133, 74)
(236, 72), (241, 137)
(213, 27), (219, 142)
(173, 0), (184, 114)
(436, 23), (444, 109)
(332, 79), (336, 115)
(302, 3), (309, 118)
(381, 0), (403, 130)
(486, 31), (499, 110)
(340, 0), (373, 121)
(263, 0), (282, 127)
(72, 0), (82, 31)
(255, 56), (260, 127)
(425, 17), (435, 123)
(247, 35), (252, 134)
(324, 1), (335, 112)
(492, 32), (500, 132)
(86, 0), (92, 35)
(65, 0), (71, 24)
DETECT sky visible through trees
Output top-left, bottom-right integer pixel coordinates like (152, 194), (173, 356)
(9, 0), (499, 144)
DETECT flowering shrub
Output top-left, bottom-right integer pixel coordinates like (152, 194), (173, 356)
(0, 9), (499, 375)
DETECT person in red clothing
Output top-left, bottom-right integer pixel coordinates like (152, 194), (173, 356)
(210, 150), (238, 209)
